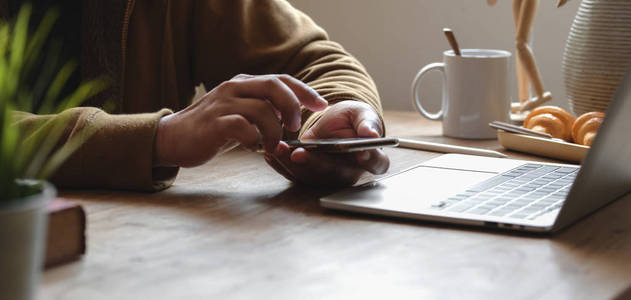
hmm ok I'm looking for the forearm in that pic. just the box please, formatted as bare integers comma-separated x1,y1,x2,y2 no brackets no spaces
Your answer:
13,107,178,191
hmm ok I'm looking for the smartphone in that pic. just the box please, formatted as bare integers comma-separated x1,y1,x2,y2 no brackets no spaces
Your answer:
285,137,399,153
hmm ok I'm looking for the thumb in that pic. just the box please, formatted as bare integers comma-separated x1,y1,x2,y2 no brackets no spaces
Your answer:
353,108,383,138
356,119,381,138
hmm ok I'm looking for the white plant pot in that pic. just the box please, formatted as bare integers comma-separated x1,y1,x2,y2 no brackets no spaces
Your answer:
0,181,55,300
562,0,631,116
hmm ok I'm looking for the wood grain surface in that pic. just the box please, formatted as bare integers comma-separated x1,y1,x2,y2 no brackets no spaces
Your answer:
40,111,631,300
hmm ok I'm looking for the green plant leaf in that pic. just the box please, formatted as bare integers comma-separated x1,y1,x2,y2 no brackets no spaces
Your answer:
56,79,107,113
1,5,105,201
38,60,77,114
21,109,72,179
22,8,59,78
38,119,102,180
0,106,18,199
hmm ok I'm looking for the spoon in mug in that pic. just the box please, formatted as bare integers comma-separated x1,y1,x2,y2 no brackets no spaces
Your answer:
443,28,461,56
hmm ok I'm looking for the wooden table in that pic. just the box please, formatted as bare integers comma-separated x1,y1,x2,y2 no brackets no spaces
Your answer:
41,111,631,300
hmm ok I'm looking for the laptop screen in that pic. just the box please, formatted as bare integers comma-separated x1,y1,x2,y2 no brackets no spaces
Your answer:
554,66,631,231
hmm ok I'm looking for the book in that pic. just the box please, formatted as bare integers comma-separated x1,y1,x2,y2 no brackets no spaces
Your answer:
44,198,86,269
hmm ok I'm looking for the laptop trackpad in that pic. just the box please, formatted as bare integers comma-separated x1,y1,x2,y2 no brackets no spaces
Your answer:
324,166,497,212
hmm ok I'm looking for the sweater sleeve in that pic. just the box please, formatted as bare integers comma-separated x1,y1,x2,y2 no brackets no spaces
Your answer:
12,107,178,192
191,0,383,139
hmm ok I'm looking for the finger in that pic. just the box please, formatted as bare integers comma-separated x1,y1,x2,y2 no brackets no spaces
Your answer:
356,119,381,138
212,114,261,151
227,77,301,132
288,146,309,164
354,149,390,175
228,76,327,131
267,142,302,182
264,152,297,182
353,106,383,137
287,148,359,178
286,154,361,186
268,142,365,186
291,147,388,176
233,74,328,112
221,97,283,152
275,75,328,111
275,141,294,160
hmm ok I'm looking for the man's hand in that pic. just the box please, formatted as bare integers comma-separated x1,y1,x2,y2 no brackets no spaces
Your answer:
154,74,328,167
264,100,390,187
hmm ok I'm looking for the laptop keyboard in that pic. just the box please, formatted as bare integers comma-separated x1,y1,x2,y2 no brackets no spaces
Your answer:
430,163,579,220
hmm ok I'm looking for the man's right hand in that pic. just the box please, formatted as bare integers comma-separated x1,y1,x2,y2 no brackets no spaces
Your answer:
154,74,328,167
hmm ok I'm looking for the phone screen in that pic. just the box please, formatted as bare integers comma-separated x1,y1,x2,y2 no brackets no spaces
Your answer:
285,137,399,152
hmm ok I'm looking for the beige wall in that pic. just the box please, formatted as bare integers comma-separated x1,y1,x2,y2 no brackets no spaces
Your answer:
290,0,580,112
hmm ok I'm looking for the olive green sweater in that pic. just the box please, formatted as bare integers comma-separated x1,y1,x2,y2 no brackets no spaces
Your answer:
11,0,382,191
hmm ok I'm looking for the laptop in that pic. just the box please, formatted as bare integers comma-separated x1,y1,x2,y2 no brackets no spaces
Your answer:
321,72,631,234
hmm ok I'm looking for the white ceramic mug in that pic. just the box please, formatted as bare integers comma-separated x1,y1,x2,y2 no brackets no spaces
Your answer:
411,49,511,139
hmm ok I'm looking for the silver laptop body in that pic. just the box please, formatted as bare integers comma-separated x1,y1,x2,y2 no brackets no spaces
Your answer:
321,68,631,233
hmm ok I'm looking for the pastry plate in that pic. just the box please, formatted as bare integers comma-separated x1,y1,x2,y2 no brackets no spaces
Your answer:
497,130,589,163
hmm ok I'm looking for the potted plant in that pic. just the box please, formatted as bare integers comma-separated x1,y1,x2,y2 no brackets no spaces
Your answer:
0,5,103,300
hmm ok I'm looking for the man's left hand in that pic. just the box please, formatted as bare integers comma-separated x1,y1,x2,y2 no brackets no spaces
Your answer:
264,100,390,187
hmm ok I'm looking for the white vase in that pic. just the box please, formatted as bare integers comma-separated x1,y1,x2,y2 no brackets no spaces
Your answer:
562,0,631,116
0,182,55,300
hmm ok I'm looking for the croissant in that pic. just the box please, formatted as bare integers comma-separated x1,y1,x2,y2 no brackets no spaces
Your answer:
523,106,575,142
572,112,605,146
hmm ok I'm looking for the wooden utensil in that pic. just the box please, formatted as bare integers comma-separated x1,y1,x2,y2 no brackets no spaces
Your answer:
443,28,461,56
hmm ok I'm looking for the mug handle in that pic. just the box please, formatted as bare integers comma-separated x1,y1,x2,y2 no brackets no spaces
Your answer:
411,62,445,120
